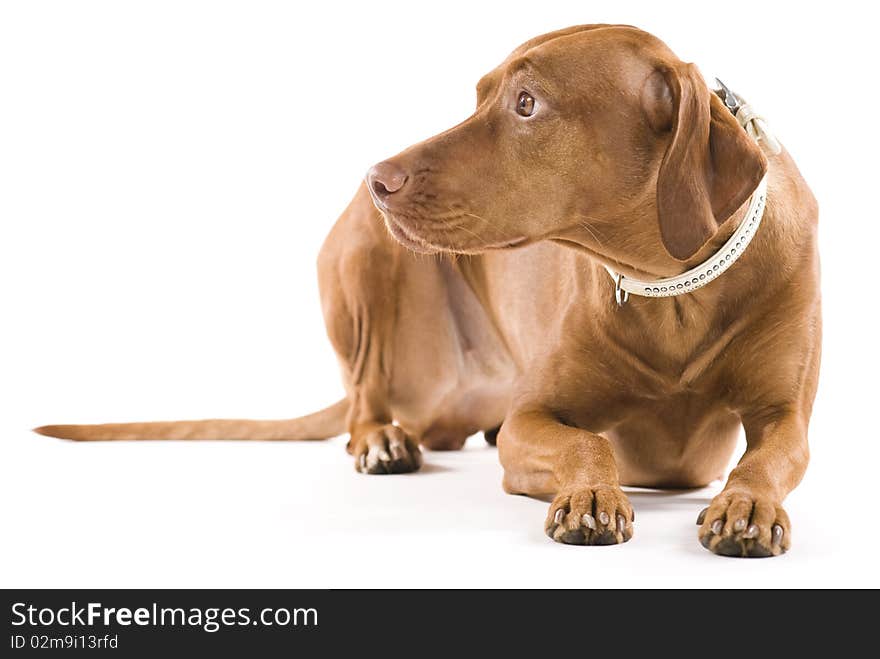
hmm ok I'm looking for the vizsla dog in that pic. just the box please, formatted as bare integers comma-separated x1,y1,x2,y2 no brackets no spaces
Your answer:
37,25,820,557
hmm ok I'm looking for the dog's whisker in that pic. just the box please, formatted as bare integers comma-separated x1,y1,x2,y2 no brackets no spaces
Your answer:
442,205,491,248
576,217,607,249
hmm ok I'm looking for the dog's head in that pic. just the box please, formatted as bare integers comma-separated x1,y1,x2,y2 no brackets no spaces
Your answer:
366,25,767,269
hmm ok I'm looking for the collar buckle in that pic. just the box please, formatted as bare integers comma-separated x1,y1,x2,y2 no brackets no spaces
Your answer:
715,78,742,114
614,273,629,307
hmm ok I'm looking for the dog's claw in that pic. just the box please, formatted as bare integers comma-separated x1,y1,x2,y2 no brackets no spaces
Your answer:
696,508,708,525
711,519,723,535
365,446,382,472
582,514,597,530
733,518,747,533
772,524,783,546
743,524,759,539
389,442,406,461
598,511,610,526
554,509,565,524
616,514,626,534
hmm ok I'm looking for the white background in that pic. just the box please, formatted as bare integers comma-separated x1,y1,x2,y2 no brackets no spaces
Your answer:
1,1,878,588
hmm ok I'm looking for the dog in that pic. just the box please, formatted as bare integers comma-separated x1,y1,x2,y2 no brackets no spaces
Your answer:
36,24,820,557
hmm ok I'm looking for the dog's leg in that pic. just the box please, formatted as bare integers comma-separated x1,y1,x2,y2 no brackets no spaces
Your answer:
498,408,634,545
318,186,423,475
697,410,808,557
697,320,820,557
344,367,422,475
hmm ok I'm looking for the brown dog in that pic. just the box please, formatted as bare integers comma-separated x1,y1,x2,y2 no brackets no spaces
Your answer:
37,24,820,557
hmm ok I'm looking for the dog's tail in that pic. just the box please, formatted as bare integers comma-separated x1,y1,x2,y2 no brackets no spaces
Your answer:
33,398,349,442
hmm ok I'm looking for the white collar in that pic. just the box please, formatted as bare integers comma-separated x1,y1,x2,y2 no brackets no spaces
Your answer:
604,80,778,306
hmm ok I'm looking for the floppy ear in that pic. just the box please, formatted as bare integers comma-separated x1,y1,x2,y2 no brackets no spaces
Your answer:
644,64,767,261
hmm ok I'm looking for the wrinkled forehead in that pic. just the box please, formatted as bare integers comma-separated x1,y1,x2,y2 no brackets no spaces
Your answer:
479,25,678,98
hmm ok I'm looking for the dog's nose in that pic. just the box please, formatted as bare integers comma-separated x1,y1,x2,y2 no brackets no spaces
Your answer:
367,161,408,200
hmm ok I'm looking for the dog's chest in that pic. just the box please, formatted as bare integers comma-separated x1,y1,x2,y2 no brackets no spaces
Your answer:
608,298,741,396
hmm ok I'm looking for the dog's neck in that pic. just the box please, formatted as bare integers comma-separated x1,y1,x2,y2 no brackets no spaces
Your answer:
605,164,814,335
607,87,780,304
548,190,756,287
516,179,786,378
458,162,815,376
621,182,765,298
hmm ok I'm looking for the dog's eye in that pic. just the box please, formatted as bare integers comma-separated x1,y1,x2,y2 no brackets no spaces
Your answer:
516,91,535,117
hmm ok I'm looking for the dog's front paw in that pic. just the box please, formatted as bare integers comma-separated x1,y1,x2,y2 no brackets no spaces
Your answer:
545,486,634,545
697,490,790,557
352,425,422,475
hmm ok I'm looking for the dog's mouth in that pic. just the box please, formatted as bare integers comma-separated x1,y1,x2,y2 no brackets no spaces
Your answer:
382,213,443,254
379,209,528,255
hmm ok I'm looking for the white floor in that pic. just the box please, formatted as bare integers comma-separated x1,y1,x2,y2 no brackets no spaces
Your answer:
1,426,870,589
